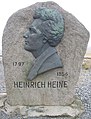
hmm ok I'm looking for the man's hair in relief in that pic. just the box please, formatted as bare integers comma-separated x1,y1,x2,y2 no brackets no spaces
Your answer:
33,7,64,47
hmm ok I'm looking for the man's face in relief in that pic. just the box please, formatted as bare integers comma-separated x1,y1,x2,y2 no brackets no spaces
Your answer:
23,19,44,52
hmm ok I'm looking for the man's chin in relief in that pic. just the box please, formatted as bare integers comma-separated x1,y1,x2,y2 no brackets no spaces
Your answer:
23,7,64,80
24,44,31,52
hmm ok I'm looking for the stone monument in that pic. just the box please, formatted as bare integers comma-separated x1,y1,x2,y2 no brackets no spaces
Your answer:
2,1,89,118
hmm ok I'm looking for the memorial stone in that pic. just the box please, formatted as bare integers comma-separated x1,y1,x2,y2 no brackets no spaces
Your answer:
2,1,89,108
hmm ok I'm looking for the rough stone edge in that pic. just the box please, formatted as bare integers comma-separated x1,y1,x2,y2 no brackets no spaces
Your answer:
0,94,84,118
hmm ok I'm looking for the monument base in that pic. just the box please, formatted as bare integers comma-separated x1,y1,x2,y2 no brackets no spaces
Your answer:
0,94,84,119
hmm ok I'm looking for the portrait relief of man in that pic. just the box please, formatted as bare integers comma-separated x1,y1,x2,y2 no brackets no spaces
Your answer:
23,7,64,80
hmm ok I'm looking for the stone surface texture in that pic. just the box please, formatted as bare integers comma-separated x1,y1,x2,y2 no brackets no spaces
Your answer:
0,96,84,118
0,58,6,93
2,1,89,106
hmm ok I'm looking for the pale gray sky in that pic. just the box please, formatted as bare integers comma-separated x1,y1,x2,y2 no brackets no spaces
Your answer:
0,0,91,54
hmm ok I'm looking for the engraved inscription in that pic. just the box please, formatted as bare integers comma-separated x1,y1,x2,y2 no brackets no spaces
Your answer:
13,62,25,66
57,72,68,76
13,81,68,88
